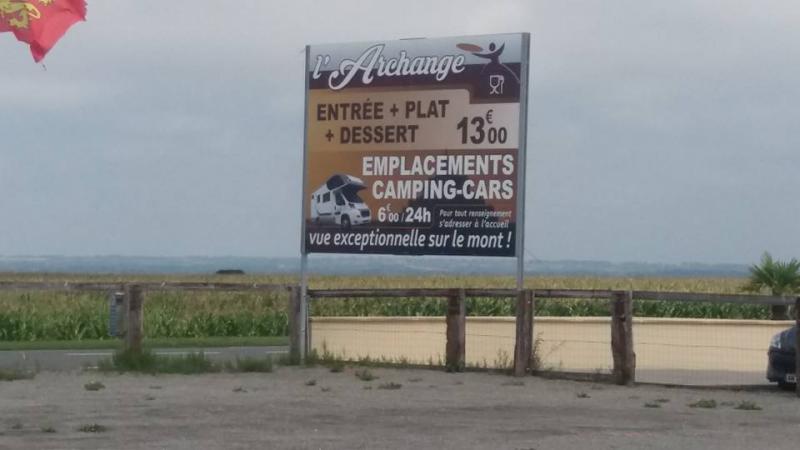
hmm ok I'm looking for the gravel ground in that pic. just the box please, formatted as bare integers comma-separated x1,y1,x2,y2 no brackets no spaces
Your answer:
1,367,799,450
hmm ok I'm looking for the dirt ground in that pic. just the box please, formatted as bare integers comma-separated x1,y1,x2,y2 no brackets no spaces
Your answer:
1,367,799,450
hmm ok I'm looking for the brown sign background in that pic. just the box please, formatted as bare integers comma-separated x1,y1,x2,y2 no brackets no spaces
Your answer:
302,34,529,256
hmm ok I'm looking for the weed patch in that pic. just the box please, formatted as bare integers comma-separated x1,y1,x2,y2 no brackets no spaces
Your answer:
355,369,377,381
99,349,219,374
84,381,105,391
378,382,402,390
77,424,107,433
276,353,302,366
0,368,35,382
689,399,717,409
734,401,762,411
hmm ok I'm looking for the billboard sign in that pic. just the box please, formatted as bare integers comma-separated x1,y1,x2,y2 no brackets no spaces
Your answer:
302,33,530,257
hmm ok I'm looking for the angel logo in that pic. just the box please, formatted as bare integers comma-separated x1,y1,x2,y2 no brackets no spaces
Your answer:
0,0,52,29
456,41,520,98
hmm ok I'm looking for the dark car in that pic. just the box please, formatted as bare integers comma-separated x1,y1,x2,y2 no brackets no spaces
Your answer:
767,325,797,388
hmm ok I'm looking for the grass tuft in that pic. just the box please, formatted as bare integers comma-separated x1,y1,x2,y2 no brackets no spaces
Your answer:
305,379,317,386
77,424,107,433
378,382,402,390
0,368,35,382
734,401,762,411
355,368,377,382
689,399,717,409
98,349,220,374
84,381,105,391
276,352,302,366
98,349,158,373
644,402,662,408
40,426,57,433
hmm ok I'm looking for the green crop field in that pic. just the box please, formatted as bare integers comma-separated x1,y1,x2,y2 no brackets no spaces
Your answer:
0,273,767,343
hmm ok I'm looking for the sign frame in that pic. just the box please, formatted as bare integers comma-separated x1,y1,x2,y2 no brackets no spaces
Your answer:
298,33,531,355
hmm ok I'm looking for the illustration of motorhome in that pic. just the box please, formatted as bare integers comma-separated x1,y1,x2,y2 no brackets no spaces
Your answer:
310,174,371,229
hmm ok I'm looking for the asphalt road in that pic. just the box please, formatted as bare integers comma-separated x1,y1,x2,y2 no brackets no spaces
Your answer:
0,346,288,371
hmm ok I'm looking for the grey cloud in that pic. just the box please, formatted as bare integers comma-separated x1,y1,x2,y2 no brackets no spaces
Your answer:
1,0,797,264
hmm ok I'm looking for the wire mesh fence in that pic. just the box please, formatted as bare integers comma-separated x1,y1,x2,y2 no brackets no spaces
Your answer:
632,304,791,385
307,292,611,373
310,316,448,366
309,297,449,366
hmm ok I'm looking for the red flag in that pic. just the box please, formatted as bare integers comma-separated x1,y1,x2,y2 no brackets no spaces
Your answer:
1,0,86,62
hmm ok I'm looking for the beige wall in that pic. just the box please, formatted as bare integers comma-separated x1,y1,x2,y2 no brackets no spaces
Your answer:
311,317,794,384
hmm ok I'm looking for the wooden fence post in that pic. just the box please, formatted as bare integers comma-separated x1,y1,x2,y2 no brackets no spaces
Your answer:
288,286,303,364
611,290,635,385
125,284,144,353
795,297,799,398
446,289,466,372
110,290,127,339
513,290,534,377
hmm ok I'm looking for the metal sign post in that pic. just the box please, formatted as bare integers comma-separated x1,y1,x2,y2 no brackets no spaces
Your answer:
515,33,530,291
298,45,312,361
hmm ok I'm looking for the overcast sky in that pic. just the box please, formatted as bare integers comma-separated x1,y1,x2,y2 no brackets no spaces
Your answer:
1,0,798,264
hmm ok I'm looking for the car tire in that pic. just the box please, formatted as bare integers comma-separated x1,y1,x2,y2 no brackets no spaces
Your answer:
341,215,351,230
777,381,795,391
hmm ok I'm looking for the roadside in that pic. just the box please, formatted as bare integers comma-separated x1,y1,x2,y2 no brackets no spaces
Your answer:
0,345,288,372
1,367,799,450
0,336,287,352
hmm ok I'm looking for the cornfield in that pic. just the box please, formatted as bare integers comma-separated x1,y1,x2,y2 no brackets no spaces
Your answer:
0,288,288,342
0,273,768,342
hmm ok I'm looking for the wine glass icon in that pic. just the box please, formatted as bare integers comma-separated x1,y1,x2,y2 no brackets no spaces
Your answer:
489,75,505,95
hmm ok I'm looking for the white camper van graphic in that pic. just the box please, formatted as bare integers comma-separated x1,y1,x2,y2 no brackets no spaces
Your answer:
310,174,371,229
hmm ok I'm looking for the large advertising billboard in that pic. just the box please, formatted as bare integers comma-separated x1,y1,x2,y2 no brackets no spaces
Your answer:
302,33,529,257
